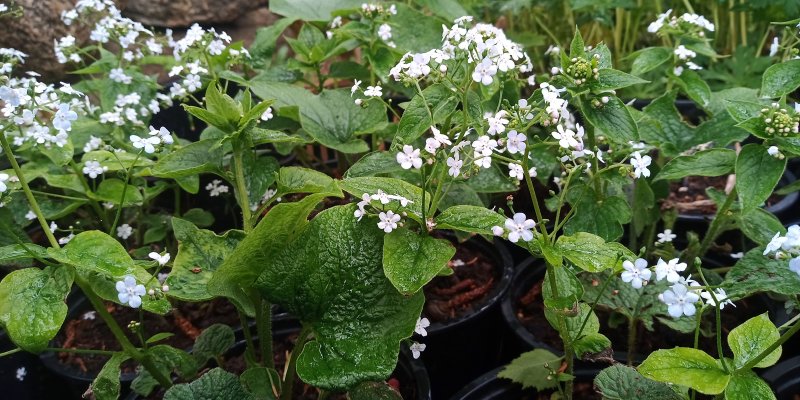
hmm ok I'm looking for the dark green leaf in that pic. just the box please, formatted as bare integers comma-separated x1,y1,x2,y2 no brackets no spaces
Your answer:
556,232,633,272
163,368,254,400
395,84,459,144
152,139,224,179
736,144,786,212
497,349,562,391
435,205,506,236
581,97,638,143
724,249,800,297
92,354,130,400
631,47,672,76
724,370,776,400
761,59,800,98
594,364,684,400
193,324,236,363
655,149,736,181
382,228,454,295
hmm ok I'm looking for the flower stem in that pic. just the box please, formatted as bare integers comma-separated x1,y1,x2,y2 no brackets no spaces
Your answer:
0,132,59,248
109,151,143,236
0,347,22,358
232,140,253,232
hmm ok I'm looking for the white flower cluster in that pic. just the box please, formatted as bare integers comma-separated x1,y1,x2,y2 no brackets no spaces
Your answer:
672,45,703,76
0,74,85,148
764,225,800,278
390,16,532,84
99,91,166,127
0,47,26,74
128,125,173,154
647,9,715,36
353,191,413,233
620,257,734,318
205,179,230,197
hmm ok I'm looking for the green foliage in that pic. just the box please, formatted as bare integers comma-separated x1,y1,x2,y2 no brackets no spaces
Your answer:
761,59,800,98
498,349,563,391
735,144,786,212
382,228,455,295
728,314,782,369
192,324,236,364
163,368,254,400
92,354,130,400
639,347,731,395
594,364,684,400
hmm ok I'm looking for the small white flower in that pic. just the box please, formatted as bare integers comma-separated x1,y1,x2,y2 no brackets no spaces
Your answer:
767,146,781,158
674,45,696,61
397,145,423,169
551,125,579,149
661,283,700,318
117,224,133,240
655,258,687,283
130,134,160,154
184,74,202,92
351,79,362,96
149,252,171,266
700,288,735,309
621,258,651,289
630,152,652,179
49,221,58,233
260,107,273,121
377,23,392,42
656,229,677,244
790,256,800,277
82,160,108,179
764,232,787,255
58,234,74,244
207,39,225,55
491,226,504,236
206,179,230,197
504,213,535,243
506,130,526,154
15,367,26,381
116,275,146,308
472,57,497,86
508,163,525,181
769,37,780,57
25,210,36,220
409,342,426,359
109,68,132,84
82,311,96,320
486,111,509,136
364,85,382,97
730,252,744,259
377,210,401,233
415,317,430,336
150,126,173,145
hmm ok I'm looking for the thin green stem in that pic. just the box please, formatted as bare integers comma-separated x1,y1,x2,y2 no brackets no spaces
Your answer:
68,160,110,231
237,307,258,367
627,317,637,366
522,156,549,241
0,131,59,248
778,312,800,331
110,151,143,236
232,141,253,232
696,265,729,373
688,187,737,263
255,297,274,369
0,347,22,358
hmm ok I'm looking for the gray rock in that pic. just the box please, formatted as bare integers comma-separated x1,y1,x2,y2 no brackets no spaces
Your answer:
123,0,268,28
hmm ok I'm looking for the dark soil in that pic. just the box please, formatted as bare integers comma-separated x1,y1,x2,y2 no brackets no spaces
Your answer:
53,298,240,376
423,242,498,324
664,175,785,215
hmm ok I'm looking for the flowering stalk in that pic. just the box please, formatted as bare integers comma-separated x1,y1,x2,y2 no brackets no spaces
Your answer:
696,264,729,373
109,151,143,235
232,140,253,232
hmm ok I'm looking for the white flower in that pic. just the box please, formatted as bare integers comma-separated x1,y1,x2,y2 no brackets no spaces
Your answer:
504,213,535,243
377,210,401,233
730,252,744,259
261,107,274,121
790,257,800,277
149,125,173,145
130,134,160,153
767,146,781,158
630,152,651,179
351,79,362,96
53,103,78,133
377,23,392,41
207,39,226,55
83,135,103,153
206,179,230,197
415,317,430,336
117,224,133,240
109,68,132,84
674,45,696,61
506,130,526,154
700,288,735,309
82,160,107,179
764,232,787,255
0,173,8,193
25,210,36,220
661,283,700,318
149,252,171,266
184,74,202,92
621,258,652,289
397,145,423,169
16,367,26,381
409,342,426,359
82,311,97,320
58,234,74,245
472,57,497,86
769,37,780,57
508,163,525,181
446,154,462,177
491,225,504,236
116,275,146,308
647,9,672,33
656,229,677,244
364,85,382,97
486,111,509,136
551,125,579,149
49,221,58,233
655,258,687,283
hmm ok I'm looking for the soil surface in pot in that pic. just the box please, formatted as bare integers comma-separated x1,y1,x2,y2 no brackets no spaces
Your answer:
53,298,240,376
423,241,499,324
514,275,766,360
663,175,785,215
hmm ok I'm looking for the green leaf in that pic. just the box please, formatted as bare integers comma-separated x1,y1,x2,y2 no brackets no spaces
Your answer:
92,354,130,400
133,345,198,397
249,128,306,146
761,59,800,98
253,205,424,390
414,0,468,20
344,151,404,178
724,248,800,297
48,231,170,314
736,144,786,212
250,17,297,63
240,367,279,400
594,364,685,400
166,218,245,301
276,166,339,196
639,92,696,155
631,47,672,76
340,177,427,219
164,368,254,400
738,209,785,246
269,0,362,20
655,149,736,181
563,191,632,242
41,140,75,166
208,194,331,315
181,208,215,228
348,381,403,400
675,70,711,108
395,84,459,144
0,266,73,352
243,155,279,206
152,139,224,178
569,29,586,59
639,347,731,395
390,4,446,53
497,349,562,391
593,69,648,91
728,313,782,369
0,243,48,263
145,332,174,344
193,324,236,363
435,205,506,236
90,178,144,206
724,370,776,400
557,232,632,272
581,96,638,143
299,89,384,153
382,228,455,295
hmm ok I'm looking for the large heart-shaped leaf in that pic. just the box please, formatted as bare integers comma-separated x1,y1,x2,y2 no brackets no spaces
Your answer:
639,347,730,395
382,228,454,295
736,144,786,212
253,205,424,390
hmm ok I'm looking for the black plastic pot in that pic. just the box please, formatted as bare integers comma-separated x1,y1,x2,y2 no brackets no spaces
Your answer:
1,329,73,399
448,365,599,400
763,355,800,399
420,237,514,400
